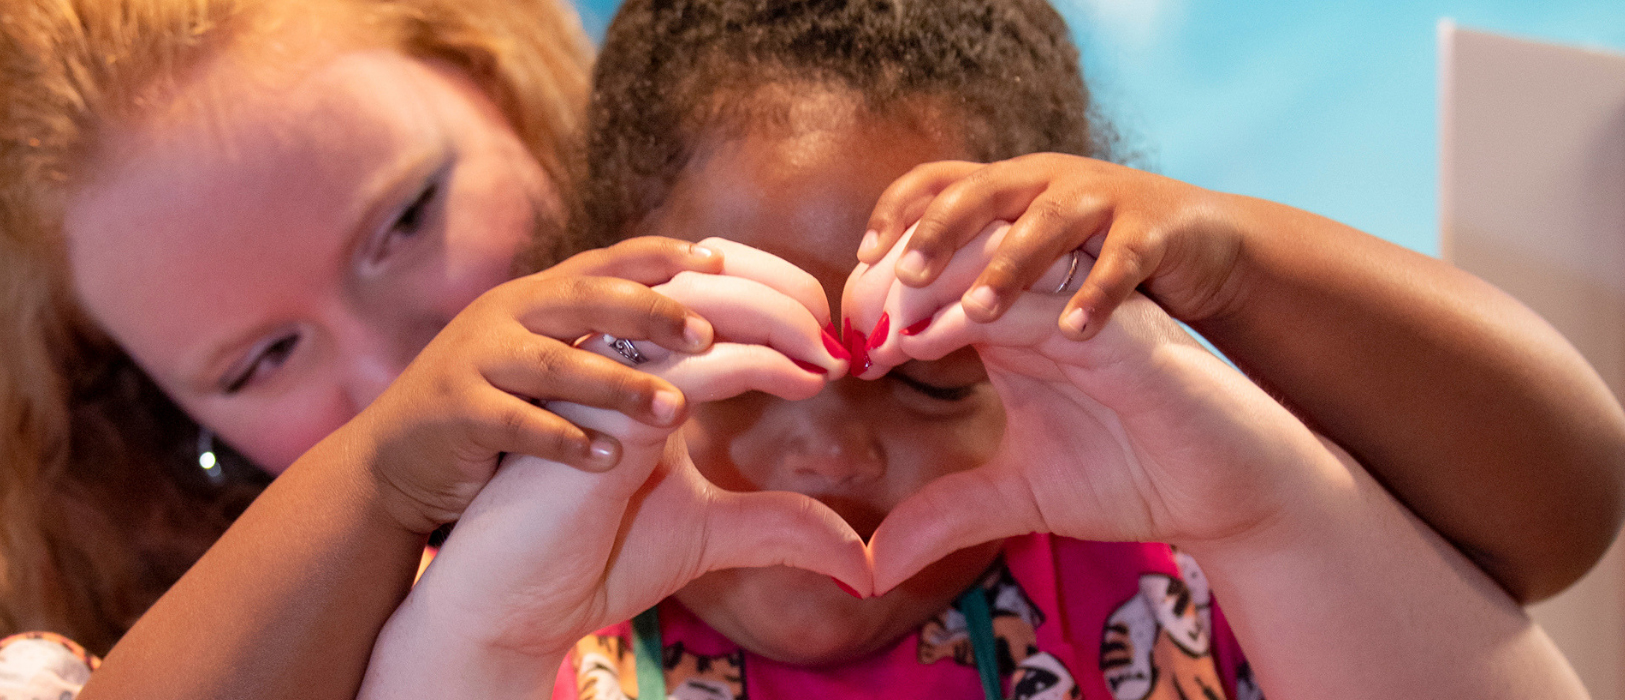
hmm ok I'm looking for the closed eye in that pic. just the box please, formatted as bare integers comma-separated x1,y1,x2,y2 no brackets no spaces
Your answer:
374,179,438,262
890,371,976,401
222,333,299,394
394,180,436,235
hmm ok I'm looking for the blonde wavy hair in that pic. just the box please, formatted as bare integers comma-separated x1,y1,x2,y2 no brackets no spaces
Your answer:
0,0,591,654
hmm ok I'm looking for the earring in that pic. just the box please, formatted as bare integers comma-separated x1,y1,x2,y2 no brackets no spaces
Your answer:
196,428,224,484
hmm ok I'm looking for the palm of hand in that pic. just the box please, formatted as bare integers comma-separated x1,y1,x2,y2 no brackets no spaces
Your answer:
848,234,1307,592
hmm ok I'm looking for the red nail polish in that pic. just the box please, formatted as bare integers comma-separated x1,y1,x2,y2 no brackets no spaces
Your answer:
826,320,841,341
822,327,850,361
842,317,854,344
792,358,828,374
901,317,932,336
846,326,869,373
867,312,890,350
832,577,862,599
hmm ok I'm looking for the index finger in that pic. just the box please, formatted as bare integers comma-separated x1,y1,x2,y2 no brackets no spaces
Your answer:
862,160,984,264
541,236,725,286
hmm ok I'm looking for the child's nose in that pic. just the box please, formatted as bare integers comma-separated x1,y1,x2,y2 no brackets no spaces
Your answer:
779,424,885,490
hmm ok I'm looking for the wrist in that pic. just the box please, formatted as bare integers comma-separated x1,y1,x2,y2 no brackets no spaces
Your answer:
307,413,446,537
1174,435,1361,568
1163,187,1258,324
364,582,570,699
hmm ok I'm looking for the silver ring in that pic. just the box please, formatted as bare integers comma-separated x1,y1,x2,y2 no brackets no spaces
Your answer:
1053,248,1083,294
603,335,648,365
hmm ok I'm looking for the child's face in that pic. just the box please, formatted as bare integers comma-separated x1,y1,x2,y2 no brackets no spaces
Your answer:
639,93,1007,664
64,41,552,472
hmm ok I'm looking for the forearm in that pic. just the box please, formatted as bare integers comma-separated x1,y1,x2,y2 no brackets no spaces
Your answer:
1192,194,1625,600
80,427,427,700
1184,439,1587,700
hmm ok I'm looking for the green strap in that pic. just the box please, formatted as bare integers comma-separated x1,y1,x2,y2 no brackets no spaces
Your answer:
632,607,666,700
959,586,1005,700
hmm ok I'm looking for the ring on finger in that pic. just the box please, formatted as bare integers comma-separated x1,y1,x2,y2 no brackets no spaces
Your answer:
1053,247,1083,294
602,335,649,365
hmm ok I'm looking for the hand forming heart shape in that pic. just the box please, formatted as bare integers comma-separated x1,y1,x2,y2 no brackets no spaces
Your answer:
405,238,865,659
843,224,1327,593
409,231,1326,658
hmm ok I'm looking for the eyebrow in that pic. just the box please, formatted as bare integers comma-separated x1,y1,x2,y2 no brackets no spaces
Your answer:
186,142,454,394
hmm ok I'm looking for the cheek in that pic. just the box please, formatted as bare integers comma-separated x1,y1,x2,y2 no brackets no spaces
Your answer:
879,392,1005,503
680,394,773,490
190,389,355,474
438,166,555,311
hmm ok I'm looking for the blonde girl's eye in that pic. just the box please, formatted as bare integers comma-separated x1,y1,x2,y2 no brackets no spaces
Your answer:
222,333,299,394
375,179,440,262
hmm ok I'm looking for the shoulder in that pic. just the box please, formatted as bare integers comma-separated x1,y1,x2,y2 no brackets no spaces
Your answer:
0,632,99,700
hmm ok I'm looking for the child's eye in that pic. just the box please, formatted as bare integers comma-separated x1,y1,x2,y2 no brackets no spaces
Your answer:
222,333,300,394
890,371,977,402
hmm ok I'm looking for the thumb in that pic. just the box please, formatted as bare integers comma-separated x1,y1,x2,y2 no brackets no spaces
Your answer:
867,467,1043,595
694,480,875,597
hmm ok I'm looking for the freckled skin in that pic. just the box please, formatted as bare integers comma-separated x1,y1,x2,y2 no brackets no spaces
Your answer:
640,95,1009,665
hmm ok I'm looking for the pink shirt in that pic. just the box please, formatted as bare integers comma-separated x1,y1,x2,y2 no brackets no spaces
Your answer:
555,535,1258,700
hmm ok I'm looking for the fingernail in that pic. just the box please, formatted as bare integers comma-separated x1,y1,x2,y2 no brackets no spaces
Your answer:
846,326,870,375
792,358,829,375
683,316,709,350
588,437,618,463
822,326,850,361
867,312,890,350
651,390,683,424
690,243,718,261
901,317,932,336
966,286,999,314
1062,308,1087,334
898,249,929,279
858,230,880,258
832,577,863,599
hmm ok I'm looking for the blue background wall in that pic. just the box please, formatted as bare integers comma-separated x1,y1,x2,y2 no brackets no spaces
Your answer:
570,1,1625,255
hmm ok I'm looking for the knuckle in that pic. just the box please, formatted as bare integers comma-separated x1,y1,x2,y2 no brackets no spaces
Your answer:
500,406,529,438
641,293,685,333
982,256,1024,287
527,340,563,375
612,371,658,412
559,275,607,305
541,426,580,460
959,167,999,192
1028,197,1070,224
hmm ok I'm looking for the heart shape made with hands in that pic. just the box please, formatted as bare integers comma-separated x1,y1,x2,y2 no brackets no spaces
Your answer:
445,229,1313,651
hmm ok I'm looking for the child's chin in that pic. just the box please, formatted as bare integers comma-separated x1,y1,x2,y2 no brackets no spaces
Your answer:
673,542,1003,666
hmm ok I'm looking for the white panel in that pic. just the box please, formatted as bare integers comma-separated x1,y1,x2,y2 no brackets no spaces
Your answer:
1440,21,1625,700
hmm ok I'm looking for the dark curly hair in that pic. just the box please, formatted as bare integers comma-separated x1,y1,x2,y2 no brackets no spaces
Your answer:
577,0,1116,246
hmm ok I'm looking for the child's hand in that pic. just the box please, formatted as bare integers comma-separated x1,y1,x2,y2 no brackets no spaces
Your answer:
846,231,1332,593
859,154,1244,340
360,249,863,697
345,236,725,534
